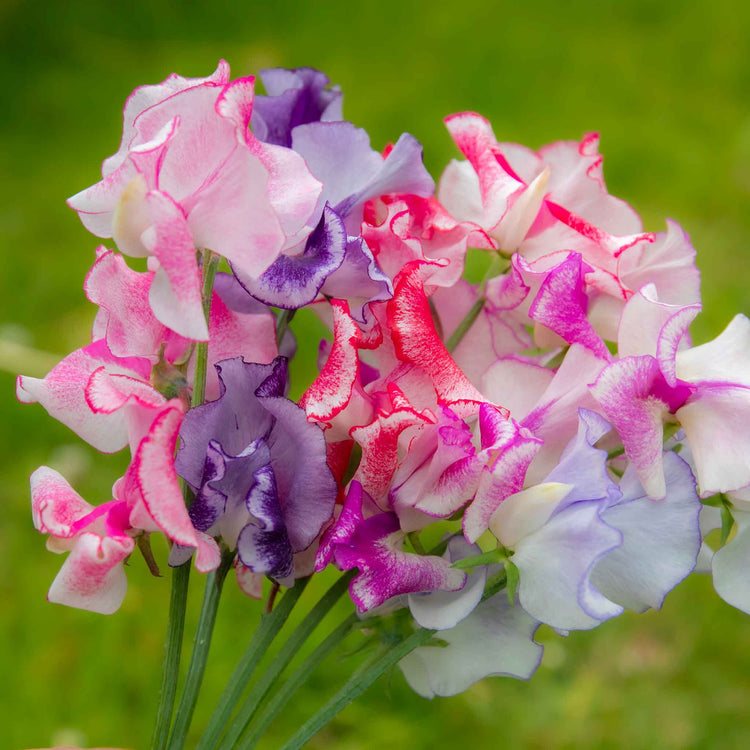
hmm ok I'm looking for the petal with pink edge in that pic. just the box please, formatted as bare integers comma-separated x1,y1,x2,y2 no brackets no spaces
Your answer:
16,340,152,453
47,531,135,615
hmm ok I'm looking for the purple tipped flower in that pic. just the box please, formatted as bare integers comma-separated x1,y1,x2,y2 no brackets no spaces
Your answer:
175,357,337,580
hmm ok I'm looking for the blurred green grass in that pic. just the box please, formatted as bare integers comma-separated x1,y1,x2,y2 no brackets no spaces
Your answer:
1,1,748,748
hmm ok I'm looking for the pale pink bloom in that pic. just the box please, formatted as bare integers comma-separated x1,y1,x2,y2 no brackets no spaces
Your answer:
438,113,652,265
68,62,322,339
31,466,135,614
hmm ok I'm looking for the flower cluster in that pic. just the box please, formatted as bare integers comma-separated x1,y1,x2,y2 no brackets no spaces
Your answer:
20,62,749,698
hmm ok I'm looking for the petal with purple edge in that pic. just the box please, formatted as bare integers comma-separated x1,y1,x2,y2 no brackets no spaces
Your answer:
399,594,543,697
591,452,701,612
234,205,347,309
511,500,623,630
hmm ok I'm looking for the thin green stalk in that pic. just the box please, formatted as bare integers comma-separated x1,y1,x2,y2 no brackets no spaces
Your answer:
240,614,360,749
196,578,310,750
150,563,191,750
276,308,296,348
445,252,508,353
279,627,435,750
192,251,220,409
446,297,485,352
167,550,235,750
149,249,219,750
220,573,355,749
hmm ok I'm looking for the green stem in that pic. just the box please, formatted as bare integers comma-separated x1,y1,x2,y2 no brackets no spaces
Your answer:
446,297,485,353
192,251,220,409
150,563,191,750
220,573,355,749
279,627,435,750
276,308,296,348
445,252,507,353
149,249,218,750
240,614,360,749
167,550,235,749
196,578,310,750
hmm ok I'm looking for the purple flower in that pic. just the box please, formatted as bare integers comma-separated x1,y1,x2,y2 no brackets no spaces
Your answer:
175,357,337,580
251,67,343,148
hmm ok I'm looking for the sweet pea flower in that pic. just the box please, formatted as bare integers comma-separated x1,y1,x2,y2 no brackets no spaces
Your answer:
31,466,135,614
175,357,336,581
316,482,466,612
439,113,652,263
591,285,750,498
68,61,322,339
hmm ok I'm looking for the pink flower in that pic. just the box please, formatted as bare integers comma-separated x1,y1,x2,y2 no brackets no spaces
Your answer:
68,62,322,339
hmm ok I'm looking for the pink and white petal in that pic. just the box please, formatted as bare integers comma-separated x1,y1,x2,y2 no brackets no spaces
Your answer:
16,340,151,453
527,252,610,359
618,219,701,306
537,134,644,235
492,168,550,252
677,383,750,496
480,357,554,420
399,594,543,697
513,501,623,630
247,137,324,250
133,402,199,547
436,159,486,226
300,300,363,424
47,531,135,615
521,344,607,484
444,113,525,231
675,314,750,387
30,466,94,537
592,452,701,612
617,283,697,359
711,509,750,614
140,191,207,340
186,146,285,279
235,561,264,599
387,264,487,405
590,356,689,499
463,423,543,544
194,532,222,573
203,293,278,400
105,60,231,177
67,160,138,238
431,280,500,387
351,398,434,508
85,248,184,360
333,512,466,612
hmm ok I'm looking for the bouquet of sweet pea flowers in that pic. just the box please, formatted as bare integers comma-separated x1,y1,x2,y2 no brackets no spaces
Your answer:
18,61,750,749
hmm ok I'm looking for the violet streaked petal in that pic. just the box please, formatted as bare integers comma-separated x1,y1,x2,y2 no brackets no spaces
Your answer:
237,464,294,580
234,205,347,309
252,67,342,148
320,236,394,324
333,511,466,612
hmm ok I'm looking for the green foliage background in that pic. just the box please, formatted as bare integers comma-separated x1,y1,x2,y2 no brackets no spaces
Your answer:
1,1,748,747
